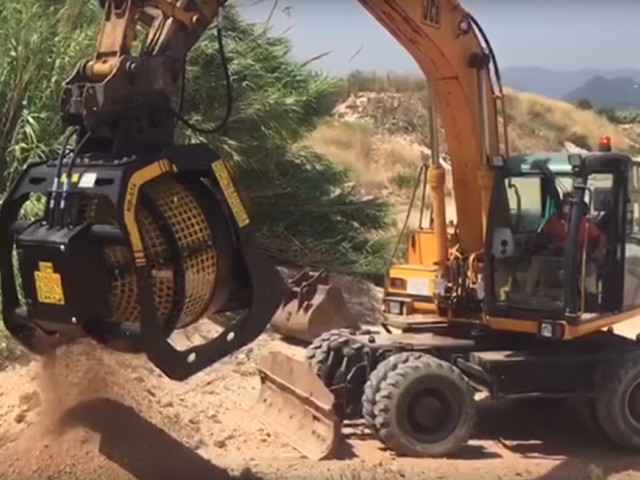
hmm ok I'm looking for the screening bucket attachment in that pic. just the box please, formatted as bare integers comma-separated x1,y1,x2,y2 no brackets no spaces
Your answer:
254,351,341,460
270,268,359,343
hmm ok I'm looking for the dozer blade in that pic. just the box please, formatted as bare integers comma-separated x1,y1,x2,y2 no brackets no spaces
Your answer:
253,351,341,460
270,268,359,343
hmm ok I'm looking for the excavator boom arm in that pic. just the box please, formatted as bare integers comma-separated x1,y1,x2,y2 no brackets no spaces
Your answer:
62,0,225,147
74,0,502,255
89,0,222,74
358,0,502,252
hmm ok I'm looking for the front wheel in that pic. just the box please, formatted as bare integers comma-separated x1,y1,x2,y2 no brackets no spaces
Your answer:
594,351,640,450
361,352,425,432
372,353,476,457
569,395,603,436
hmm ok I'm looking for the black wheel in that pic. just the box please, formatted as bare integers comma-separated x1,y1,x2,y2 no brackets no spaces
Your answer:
305,329,352,374
570,395,603,436
362,352,424,432
305,328,370,420
372,354,476,457
594,351,640,450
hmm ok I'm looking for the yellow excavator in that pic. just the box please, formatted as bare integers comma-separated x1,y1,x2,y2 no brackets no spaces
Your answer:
2,0,640,464
252,0,640,460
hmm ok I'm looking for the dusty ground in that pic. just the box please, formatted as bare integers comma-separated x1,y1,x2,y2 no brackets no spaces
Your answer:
2,316,640,480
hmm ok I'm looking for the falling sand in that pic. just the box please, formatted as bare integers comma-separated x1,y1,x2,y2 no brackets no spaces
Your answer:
0,342,151,479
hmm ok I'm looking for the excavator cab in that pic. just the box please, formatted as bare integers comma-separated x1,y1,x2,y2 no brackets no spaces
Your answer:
484,151,636,337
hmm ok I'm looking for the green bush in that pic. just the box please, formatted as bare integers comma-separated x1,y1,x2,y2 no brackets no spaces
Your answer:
575,98,593,110
586,464,606,480
0,1,99,191
389,170,419,191
180,6,392,275
595,107,640,124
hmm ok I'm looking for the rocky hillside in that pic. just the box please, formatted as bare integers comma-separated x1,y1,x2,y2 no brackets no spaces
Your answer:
304,88,640,204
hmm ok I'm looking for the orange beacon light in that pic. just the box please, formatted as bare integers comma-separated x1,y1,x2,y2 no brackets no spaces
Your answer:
598,135,612,152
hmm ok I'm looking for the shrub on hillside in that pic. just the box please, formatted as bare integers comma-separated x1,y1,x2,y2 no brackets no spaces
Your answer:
575,98,593,110
596,108,640,125
389,170,418,191
343,70,427,97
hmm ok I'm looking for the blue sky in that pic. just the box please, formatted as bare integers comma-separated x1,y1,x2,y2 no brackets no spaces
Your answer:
236,0,640,74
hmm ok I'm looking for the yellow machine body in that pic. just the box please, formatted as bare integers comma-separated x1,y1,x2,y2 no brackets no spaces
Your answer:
6,0,640,465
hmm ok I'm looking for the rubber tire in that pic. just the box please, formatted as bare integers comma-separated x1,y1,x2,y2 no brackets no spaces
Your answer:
305,329,352,374
571,395,603,436
594,351,640,450
362,352,425,432
373,353,476,457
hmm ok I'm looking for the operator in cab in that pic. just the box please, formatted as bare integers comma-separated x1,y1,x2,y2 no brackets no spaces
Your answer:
526,193,605,310
543,193,603,252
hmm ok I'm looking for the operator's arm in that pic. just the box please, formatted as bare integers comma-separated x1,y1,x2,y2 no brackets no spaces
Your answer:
543,215,565,248
582,220,604,250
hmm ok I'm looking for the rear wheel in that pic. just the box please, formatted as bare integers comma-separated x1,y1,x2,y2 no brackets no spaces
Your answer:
304,328,366,419
372,353,476,457
305,329,352,374
594,351,640,450
570,395,603,436
362,352,424,432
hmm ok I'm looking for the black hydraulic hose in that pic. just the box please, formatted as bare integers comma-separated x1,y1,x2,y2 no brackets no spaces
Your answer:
47,127,79,226
385,163,428,274
468,13,511,156
468,14,504,94
173,5,233,135
56,131,91,228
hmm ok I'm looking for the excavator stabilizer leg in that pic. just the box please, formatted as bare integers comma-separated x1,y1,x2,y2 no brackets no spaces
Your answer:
270,268,360,343
253,351,341,460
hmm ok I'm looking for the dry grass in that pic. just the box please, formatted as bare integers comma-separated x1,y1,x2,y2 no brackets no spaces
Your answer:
343,70,427,95
336,70,638,154
503,88,631,154
304,119,422,193
305,78,640,200
305,120,375,174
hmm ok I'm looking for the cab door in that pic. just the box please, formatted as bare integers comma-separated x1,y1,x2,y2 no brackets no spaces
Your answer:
622,163,640,311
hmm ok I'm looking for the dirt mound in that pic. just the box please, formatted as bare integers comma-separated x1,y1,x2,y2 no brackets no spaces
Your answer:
331,90,640,159
0,328,297,480
0,271,387,480
0,341,176,479
2,315,640,479
333,91,436,145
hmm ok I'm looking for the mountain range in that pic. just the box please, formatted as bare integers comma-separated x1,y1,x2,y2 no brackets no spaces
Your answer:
501,66,640,109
